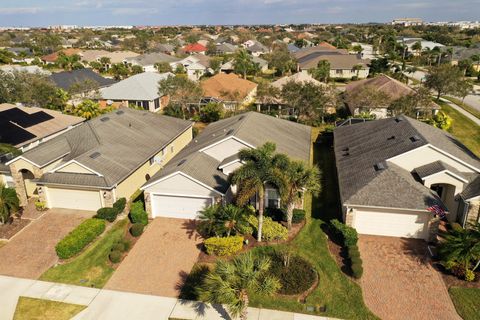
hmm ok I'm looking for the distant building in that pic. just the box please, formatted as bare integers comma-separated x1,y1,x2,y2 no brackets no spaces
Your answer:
392,18,424,26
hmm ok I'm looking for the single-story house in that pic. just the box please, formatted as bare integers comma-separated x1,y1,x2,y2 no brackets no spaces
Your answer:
79,50,140,70
99,72,172,112
50,68,116,92
124,52,180,73
243,41,269,57
215,43,238,55
201,73,257,110
344,74,439,119
7,108,193,210
153,43,175,55
220,56,268,74
141,111,311,219
334,115,480,240
271,72,323,90
183,43,207,55
397,37,445,56
294,44,347,60
41,48,82,64
0,65,51,75
299,54,370,79
171,55,212,81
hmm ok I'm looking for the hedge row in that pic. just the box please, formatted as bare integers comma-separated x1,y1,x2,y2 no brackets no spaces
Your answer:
129,201,148,225
55,218,106,259
264,208,306,224
348,245,363,279
331,219,358,246
94,197,127,222
204,236,244,256
247,215,288,241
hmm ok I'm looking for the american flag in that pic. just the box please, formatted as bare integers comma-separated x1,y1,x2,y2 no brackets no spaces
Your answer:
427,205,446,218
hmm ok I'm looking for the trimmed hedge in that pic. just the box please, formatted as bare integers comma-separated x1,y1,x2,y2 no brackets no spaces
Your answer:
130,223,144,237
94,207,118,222
247,215,288,241
268,252,316,295
113,197,127,213
109,250,122,263
331,219,358,246
351,256,363,279
129,201,148,225
265,207,286,222
292,209,306,223
204,236,244,256
55,218,106,259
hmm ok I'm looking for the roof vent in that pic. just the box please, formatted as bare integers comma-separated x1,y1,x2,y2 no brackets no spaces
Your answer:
387,135,395,140
238,115,245,121
100,117,110,122
177,159,187,166
342,147,349,152
394,117,403,123
343,152,349,157
89,152,101,159
410,135,421,142
226,129,234,135
374,162,387,171
116,110,124,115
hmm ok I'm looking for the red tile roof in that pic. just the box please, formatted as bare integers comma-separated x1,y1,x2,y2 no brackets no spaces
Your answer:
183,43,207,53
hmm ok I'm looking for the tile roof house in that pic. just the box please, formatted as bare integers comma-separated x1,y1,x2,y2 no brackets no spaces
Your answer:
41,49,82,64
183,43,207,55
170,55,212,81
7,108,193,210
344,74,439,119
99,72,173,112
201,73,258,109
124,52,180,72
50,68,116,92
141,112,311,219
334,116,480,240
271,72,323,89
298,53,370,79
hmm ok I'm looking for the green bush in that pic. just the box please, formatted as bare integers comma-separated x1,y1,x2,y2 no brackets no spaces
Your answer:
351,261,363,279
465,269,475,282
204,236,244,256
292,209,306,223
200,102,224,123
113,197,127,213
450,222,463,232
265,207,286,222
268,251,316,295
109,250,122,263
331,219,358,246
120,238,132,251
94,207,118,222
112,242,126,252
130,223,144,237
129,201,148,225
247,215,288,241
55,218,106,259
348,245,360,259
237,222,253,236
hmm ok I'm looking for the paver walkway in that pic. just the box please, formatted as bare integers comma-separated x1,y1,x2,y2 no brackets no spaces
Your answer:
0,209,93,279
358,235,461,320
105,217,202,297
0,275,336,320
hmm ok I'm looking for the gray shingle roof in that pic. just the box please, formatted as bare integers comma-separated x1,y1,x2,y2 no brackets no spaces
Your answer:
21,108,192,188
145,112,311,193
100,72,173,101
50,69,116,91
461,176,480,200
125,52,180,66
414,160,466,180
334,115,480,209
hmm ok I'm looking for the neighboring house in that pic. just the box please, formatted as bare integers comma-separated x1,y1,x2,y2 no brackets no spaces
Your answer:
41,48,82,64
215,43,237,54
444,45,480,70
398,37,445,55
392,18,424,26
220,56,267,73
5,47,32,56
99,72,173,112
287,43,300,53
124,52,180,72
334,116,480,240
171,55,211,81
294,44,346,60
50,68,116,92
0,103,84,152
183,43,207,55
153,43,175,55
0,65,51,75
271,72,323,90
80,50,139,69
141,112,311,219
244,40,269,56
201,73,258,109
299,54,370,79
344,74,439,119
7,108,193,210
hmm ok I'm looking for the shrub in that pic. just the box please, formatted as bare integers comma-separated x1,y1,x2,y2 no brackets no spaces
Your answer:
55,218,106,259
265,207,286,222
351,261,363,279
331,219,358,246
112,242,126,252
35,201,47,211
200,102,223,123
204,236,244,256
292,209,306,224
129,201,148,225
94,207,118,222
450,222,463,232
109,250,122,263
237,222,253,236
120,238,132,251
465,269,475,282
268,251,316,295
113,197,127,213
130,223,144,237
348,245,360,259
247,215,288,241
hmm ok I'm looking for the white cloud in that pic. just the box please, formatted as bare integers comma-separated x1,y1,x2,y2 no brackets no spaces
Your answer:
0,7,40,14
111,7,159,15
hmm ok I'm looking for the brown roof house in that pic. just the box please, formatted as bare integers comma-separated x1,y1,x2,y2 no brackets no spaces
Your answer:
298,53,370,80
201,73,257,110
41,48,82,64
344,74,439,119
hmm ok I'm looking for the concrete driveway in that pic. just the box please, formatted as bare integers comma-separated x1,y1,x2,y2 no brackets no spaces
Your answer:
358,235,460,320
0,209,93,279
105,218,202,297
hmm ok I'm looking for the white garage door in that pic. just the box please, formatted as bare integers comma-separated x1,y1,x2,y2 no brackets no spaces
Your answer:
354,209,429,239
151,194,212,219
47,188,102,211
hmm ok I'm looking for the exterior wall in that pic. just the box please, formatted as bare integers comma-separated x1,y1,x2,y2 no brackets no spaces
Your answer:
19,124,81,152
423,172,466,220
465,199,480,225
0,173,14,188
202,137,251,161
9,158,44,206
329,68,369,79
145,173,219,197
354,107,388,119
56,162,96,174
388,146,477,173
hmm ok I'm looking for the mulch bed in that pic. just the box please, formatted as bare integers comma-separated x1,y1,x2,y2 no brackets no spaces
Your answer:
0,218,31,240
432,262,480,289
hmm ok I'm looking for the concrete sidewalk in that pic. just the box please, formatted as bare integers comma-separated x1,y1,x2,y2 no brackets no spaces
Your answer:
0,275,337,320
439,97,480,126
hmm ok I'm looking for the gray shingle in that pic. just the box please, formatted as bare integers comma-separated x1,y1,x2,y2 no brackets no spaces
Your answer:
414,160,466,180
461,176,480,200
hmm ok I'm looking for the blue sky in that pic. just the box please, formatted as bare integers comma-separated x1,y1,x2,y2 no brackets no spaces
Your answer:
0,0,479,27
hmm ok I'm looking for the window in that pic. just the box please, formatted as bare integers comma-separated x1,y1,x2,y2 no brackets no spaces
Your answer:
154,98,160,110
267,189,280,208
335,69,343,75
149,157,155,165
170,145,174,153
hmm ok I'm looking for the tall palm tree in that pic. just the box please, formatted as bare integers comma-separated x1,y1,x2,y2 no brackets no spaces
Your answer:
281,160,320,229
198,204,220,237
233,49,253,79
73,99,101,119
229,142,288,241
198,252,280,320
0,183,19,224
218,204,249,237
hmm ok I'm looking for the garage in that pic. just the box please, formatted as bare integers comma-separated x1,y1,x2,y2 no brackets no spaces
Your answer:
353,208,430,239
151,194,212,219
47,187,103,211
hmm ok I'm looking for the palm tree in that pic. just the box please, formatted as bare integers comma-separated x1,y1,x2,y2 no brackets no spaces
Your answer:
352,64,362,78
198,252,280,320
229,142,288,241
233,49,253,79
198,204,221,237
0,183,19,224
99,56,111,71
218,204,249,237
73,99,101,119
281,160,320,229
439,223,480,277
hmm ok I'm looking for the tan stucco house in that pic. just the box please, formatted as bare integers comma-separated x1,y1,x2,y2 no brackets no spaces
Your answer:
7,108,192,211
334,116,480,240
141,112,311,219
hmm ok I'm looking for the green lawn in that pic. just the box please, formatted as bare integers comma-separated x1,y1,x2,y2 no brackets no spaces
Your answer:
40,219,128,288
248,130,377,319
437,101,480,157
449,287,480,320
13,297,86,320
443,96,480,119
